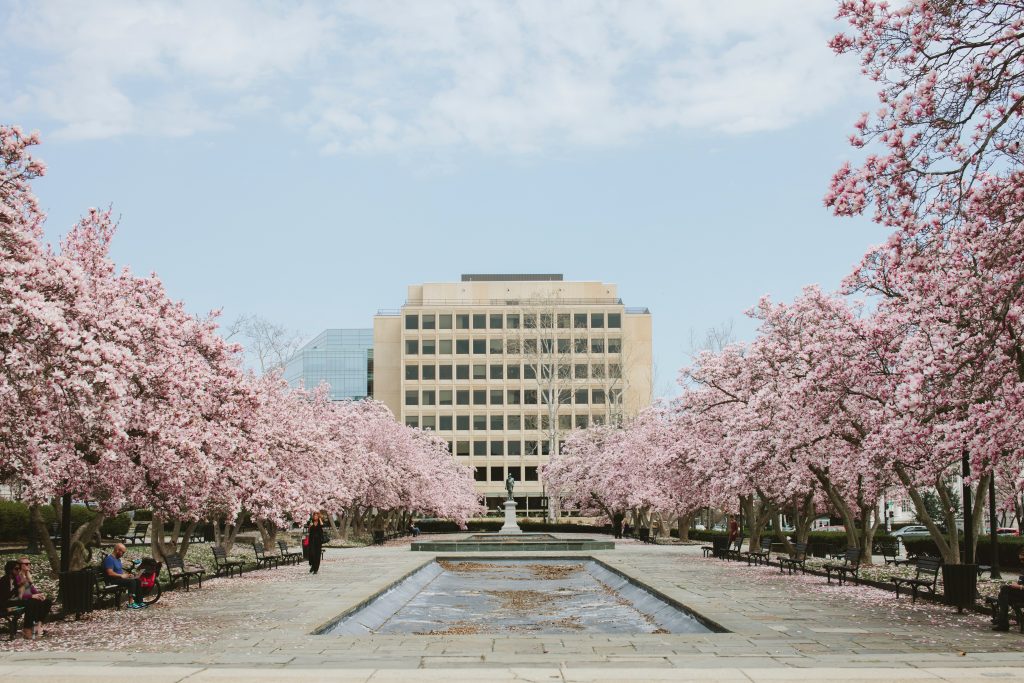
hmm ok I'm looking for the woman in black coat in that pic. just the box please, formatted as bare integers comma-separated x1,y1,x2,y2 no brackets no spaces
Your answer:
306,512,326,574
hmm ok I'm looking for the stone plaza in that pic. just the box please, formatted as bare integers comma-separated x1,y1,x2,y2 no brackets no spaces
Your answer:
2,536,1024,682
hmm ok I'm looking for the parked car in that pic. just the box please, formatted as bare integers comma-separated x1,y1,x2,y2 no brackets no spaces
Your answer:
891,525,930,538
996,527,1020,536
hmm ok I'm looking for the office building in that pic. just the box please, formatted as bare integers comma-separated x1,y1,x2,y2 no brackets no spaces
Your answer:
373,274,653,513
284,329,374,400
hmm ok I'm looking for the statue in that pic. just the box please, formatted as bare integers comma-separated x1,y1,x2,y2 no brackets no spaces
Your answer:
505,472,515,500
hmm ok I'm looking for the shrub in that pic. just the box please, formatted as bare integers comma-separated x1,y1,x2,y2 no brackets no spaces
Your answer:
903,535,1024,569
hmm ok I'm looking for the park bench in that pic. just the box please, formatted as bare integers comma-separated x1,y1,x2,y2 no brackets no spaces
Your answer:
823,548,861,585
778,542,808,575
701,538,722,558
372,529,405,545
119,523,149,546
252,542,281,569
277,540,303,565
985,592,1024,633
889,556,942,603
165,553,205,591
3,604,25,640
188,527,206,544
93,564,128,610
724,536,746,561
210,545,244,578
743,538,773,566
875,539,900,565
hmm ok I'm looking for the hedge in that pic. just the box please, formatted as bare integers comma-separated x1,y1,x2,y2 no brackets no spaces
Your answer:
0,500,130,542
903,535,1024,569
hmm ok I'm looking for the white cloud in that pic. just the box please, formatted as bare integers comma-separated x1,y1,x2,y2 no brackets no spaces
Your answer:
0,0,865,153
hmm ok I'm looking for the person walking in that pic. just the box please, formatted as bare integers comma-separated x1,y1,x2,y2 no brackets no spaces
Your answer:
306,512,326,575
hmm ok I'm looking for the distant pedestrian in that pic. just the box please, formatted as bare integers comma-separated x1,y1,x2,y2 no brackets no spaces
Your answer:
728,515,739,545
306,512,326,575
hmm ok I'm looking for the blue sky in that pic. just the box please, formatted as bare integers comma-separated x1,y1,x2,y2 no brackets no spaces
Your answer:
1,1,888,397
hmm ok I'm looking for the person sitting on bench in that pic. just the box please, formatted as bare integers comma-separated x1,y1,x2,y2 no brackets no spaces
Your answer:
103,543,147,609
992,547,1024,631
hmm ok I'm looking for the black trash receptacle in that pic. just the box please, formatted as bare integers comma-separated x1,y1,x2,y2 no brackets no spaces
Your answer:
59,569,95,618
372,530,385,545
638,527,651,543
943,564,978,612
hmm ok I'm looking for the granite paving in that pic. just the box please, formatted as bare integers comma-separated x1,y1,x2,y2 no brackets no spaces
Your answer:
2,535,1023,682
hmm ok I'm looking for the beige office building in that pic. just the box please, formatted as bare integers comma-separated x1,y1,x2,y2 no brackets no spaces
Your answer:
373,274,653,514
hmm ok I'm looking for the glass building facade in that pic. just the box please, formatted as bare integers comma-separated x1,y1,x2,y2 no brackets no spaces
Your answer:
284,329,374,401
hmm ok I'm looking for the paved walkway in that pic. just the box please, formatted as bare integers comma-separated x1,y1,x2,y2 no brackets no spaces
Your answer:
2,537,1023,682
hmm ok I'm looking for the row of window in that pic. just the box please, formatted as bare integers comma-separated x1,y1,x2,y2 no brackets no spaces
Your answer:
406,312,622,331
436,439,562,456
404,337,622,355
406,413,610,431
404,387,622,406
405,363,622,381
472,466,540,482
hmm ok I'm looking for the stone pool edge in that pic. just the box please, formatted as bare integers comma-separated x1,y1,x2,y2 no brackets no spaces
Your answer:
312,554,729,636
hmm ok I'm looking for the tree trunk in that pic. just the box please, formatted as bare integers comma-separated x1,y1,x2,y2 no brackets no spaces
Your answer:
676,512,694,541
211,512,245,553
151,515,197,561
254,520,278,548
31,503,105,573
740,493,775,552
808,465,863,553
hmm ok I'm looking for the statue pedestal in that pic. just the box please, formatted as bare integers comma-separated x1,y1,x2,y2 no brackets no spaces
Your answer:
498,499,522,535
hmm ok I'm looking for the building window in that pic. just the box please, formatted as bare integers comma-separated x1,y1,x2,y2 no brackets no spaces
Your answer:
592,414,605,425
423,339,436,355
439,339,452,354
542,441,551,455
439,389,453,405
457,415,470,430
575,364,588,379
559,389,571,405
507,389,520,405
574,313,588,328
457,314,470,329
524,415,538,430
405,415,418,427
507,364,520,379
457,390,470,405
575,415,588,429
439,415,452,430
557,338,570,353
506,339,520,354
489,466,503,481
592,389,605,404
557,313,570,328
489,338,503,354
525,466,539,481
456,365,469,380
608,338,621,353
491,441,504,456
457,440,469,455
558,414,572,429
474,414,487,430
474,466,486,481
608,313,621,328
593,364,605,378
422,314,435,330
540,338,553,353
490,389,503,406
575,389,588,404
474,441,487,456
456,339,470,354
524,390,537,404
507,314,520,329
473,389,487,405
439,314,453,329
473,313,486,329
574,338,587,353
405,390,418,406
558,364,570,379
406,364,418,380
422,390,436,405
610,389,622,404
523,339,538,354
439,364,453,380
422,365,436,380
525,440,538,455
471,339,485,354
473,364,487,380
406,340,418,355
591,338,604,353
541,364,554,380
422,415,436,430
405,314,418,330
539,314,552,328
507,414,521,430
490,313,503,329
490,364,503,380
490,414,504,430
524,313,537,328
591,313,604,328
508,440,522,456
609,363,621,378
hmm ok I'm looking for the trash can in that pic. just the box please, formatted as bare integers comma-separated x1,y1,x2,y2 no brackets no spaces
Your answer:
59,569,95,618
943,564,978,612
638,528,651,543
372,530,385,545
